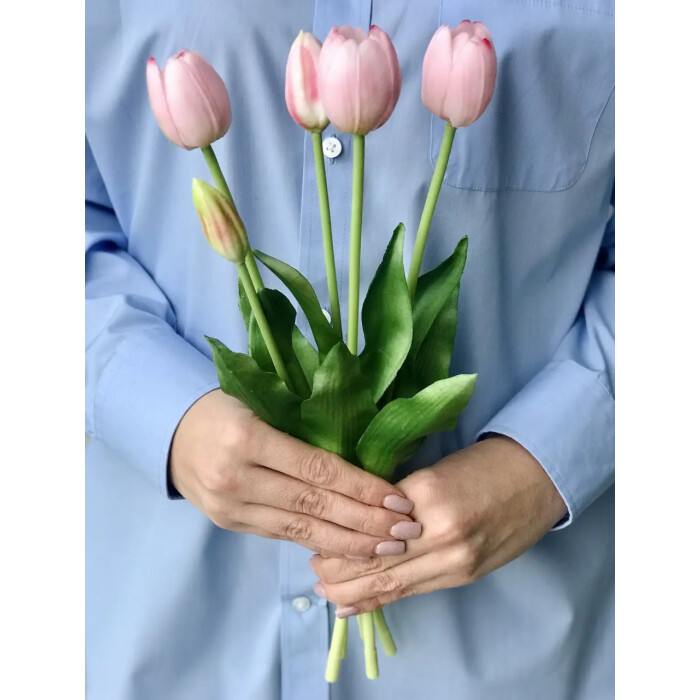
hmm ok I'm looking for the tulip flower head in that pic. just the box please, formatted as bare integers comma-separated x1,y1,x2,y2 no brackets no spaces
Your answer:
192,179,249,264
147,50,232,150
422,21,497,128
318,25,401,135
285,32,329,132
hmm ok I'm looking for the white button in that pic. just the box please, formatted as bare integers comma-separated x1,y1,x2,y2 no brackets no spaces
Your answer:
292,596,311,612
322,136,342,159
321,308,331,322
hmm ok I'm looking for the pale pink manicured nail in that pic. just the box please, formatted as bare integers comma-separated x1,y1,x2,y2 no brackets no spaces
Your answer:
314,582,327,598
383,494,414,514
389,521,422,540
336,606,359,619
375,540,406,556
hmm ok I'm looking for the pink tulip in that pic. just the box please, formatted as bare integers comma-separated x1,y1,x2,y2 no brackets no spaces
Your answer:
318,25,401,135
192,179,248,264
422,21,497,127
146,50,232,150
285,32,329,132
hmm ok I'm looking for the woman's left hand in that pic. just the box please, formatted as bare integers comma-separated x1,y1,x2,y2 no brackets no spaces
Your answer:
311,436,568,616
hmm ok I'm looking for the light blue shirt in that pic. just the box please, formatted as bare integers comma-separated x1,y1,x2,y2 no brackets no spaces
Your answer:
86,1,614,698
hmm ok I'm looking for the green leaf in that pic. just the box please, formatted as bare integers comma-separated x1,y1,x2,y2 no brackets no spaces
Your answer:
249,288,311,398
206,336,305,438
394,286,460,399
300,342,377,464
238,277,252,327
357,374,477,480
411,236,468,358
241,277,320,389
254,250,341,356
359,223,413,402
292,327,320,387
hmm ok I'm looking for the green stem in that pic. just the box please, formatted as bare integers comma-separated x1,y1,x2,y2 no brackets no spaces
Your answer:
236,262,292,389
373,609,397,656
360,611,378,679
201,145,264,291
347,134,365,354
312,131,342,333
406,122,456,299
325,616,348,683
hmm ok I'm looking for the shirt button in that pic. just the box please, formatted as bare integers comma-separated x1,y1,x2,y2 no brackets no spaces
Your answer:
292,596,312,612
322,136,342,159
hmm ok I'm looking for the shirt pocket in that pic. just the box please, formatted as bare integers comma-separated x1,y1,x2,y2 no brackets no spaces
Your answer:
434,0,614,192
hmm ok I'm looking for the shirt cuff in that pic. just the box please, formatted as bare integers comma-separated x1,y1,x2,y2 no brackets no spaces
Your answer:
476,359,614,529
93,328,220,497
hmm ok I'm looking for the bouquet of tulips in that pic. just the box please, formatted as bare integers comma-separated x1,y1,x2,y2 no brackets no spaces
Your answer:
147,20,496,682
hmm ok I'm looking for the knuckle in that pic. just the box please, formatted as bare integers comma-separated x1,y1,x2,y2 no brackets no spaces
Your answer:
300,451,339,488
223,419,254,455
452,543,479,579
206,501,233,530
283,517,314,543
201,459,239,495
294,488,328,518
375,569,401,593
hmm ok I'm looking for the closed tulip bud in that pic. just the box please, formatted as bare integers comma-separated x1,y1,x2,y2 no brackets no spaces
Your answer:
285,31,329,132
422,21,497,128
147,50,232,150
192,179,249,264
318,25,401,135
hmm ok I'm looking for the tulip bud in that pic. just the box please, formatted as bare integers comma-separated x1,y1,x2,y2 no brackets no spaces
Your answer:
192,179,249,264
285,32,329,132
146,50,232,150
422,21,497,128
318,25,401,135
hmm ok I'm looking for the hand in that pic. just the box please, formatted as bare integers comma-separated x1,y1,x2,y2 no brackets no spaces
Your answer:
169,389,422,557
311,436,567,615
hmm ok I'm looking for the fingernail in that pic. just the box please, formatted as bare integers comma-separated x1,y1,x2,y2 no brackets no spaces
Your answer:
383,494,414,515
336,606,359,619
346,554,370,560
375,540,406,556
389,521,422,540
314,582,327,598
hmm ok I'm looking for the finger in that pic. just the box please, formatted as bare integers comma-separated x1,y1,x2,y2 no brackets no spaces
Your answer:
239,503,408,558
242,465,420,539
317,550,458,610
254,428,414,514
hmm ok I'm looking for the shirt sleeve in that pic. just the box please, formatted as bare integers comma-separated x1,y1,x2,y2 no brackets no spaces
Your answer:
85,137,220,497
477,191,615,529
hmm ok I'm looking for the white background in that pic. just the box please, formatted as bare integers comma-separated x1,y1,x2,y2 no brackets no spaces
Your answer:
1,0,698,697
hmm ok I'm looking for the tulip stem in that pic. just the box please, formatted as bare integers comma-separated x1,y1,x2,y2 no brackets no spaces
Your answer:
311,131,342,333
347,134,365,354
407,122,456,299
360,612,378,679
202,145,265,291
236,261,292,390
373,608,397,656
325,616,348,683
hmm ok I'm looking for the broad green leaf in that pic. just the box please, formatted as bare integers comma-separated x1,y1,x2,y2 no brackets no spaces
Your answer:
292,327,320,387
241,277,320,389
411,236,468,358
238,277,251,327
254,250,341,356
301,342,377,464
357,374,477,480
206,337,305,438
359,223,413,402
394,286,460,399
249,289,311,398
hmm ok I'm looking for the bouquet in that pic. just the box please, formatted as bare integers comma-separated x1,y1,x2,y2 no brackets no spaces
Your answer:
147,20,496,682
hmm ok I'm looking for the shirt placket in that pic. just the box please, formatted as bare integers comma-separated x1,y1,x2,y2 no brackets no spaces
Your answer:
280,2,372,699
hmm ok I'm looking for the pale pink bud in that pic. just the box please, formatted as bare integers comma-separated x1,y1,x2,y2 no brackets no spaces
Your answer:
422,21,497,128
285,32,329,132
192,179,249,264
318,25,401,135
146,51,232,150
